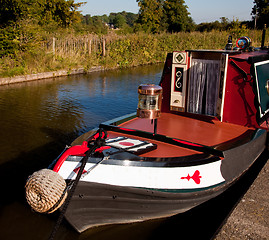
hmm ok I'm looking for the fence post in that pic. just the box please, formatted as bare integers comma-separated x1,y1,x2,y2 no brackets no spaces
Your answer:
102,38,106,57
88,38,92,55
52,37,56,55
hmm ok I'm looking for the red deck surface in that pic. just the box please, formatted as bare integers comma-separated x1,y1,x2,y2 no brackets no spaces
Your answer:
108,113,253,158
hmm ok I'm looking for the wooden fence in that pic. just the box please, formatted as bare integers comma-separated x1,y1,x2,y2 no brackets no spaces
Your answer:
44,35,121,57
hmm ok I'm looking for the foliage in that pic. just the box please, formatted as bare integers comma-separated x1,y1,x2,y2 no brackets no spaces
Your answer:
39,0,83,27
82,15,108,34
136,0,164,33
195,17,257,34
228,19,248,39
3,29,268,77
135,0,194,33
0,0,84,27
81,12,138,33
112,14,126,29
252,0,269,28
109,12,138,28
163,0,194,32
0,0,34,26
196,17,230,32
0,20,44,57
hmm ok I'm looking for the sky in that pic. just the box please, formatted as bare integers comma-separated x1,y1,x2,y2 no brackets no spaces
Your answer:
76,0,254,24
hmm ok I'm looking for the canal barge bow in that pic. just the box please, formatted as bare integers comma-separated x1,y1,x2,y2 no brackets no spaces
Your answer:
25,38,269,233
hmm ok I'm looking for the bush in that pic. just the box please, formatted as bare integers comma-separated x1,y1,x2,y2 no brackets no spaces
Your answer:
1,27,268,78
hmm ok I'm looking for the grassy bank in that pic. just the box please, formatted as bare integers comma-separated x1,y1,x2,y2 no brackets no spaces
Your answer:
1,28,268,78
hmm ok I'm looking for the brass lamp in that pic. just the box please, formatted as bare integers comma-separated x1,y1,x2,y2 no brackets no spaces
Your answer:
137,84,162,134
137,84,163,119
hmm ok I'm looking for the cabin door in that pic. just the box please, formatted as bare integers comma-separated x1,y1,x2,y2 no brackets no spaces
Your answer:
254,60,269,120
187,59,220,116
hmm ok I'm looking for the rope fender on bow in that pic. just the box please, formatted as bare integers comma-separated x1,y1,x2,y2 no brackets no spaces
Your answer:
25,128,107,215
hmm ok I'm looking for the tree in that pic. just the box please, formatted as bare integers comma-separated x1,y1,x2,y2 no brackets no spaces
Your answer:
136,0,163,33
124,12,138,27
0,0,35,26
109,12,138,28
113,14,126,28
163,0,193,32
220,17,229,26
0,0,84,27
82,15,108,34
135,0,194,33
252,0,269,28
40,0,84,27
109,12,127,28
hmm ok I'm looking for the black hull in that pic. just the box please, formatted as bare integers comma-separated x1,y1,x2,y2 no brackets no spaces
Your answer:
63,129,267,233
64,181,230,233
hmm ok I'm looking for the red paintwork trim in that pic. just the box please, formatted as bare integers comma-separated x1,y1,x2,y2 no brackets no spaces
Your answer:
118,127,136,132
95,146,111,153
172,139,202,148
53,142,111,173
92,132,108,139
53,141,89,172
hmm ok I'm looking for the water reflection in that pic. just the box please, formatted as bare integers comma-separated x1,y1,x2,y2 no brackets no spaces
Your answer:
0,64,163,240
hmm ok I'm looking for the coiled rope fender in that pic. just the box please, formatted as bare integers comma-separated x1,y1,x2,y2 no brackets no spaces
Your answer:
25,169,67,214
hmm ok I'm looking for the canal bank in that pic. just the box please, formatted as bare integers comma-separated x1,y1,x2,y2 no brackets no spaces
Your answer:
214,152,269,240
0,62,164,86
0,67,104,86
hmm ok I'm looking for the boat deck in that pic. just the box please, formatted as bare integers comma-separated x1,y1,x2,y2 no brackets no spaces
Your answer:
107,112,255,158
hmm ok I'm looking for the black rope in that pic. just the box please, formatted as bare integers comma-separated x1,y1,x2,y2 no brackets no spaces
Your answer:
48,128,107,240
230,60,252,82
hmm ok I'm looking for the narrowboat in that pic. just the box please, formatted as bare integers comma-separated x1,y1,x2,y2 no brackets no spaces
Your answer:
25,36,269,233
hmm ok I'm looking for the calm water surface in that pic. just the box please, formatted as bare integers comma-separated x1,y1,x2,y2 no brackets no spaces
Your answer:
0,64,267,240
0,65,165,164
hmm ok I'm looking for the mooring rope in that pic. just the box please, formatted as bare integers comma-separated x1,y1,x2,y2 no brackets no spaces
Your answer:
48,128,107,240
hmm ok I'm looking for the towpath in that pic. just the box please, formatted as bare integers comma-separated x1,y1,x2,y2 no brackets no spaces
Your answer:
214,153,269,240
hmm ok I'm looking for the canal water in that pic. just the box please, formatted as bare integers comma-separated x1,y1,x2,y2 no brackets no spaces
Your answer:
0,64,267,240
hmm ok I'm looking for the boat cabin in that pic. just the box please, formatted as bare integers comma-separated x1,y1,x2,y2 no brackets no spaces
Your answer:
160,49,269,129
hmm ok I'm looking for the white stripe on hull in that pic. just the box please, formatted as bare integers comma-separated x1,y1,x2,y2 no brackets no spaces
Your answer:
58,160,225,190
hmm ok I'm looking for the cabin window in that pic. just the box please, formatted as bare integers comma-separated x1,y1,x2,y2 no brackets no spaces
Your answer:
187,59,220,116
